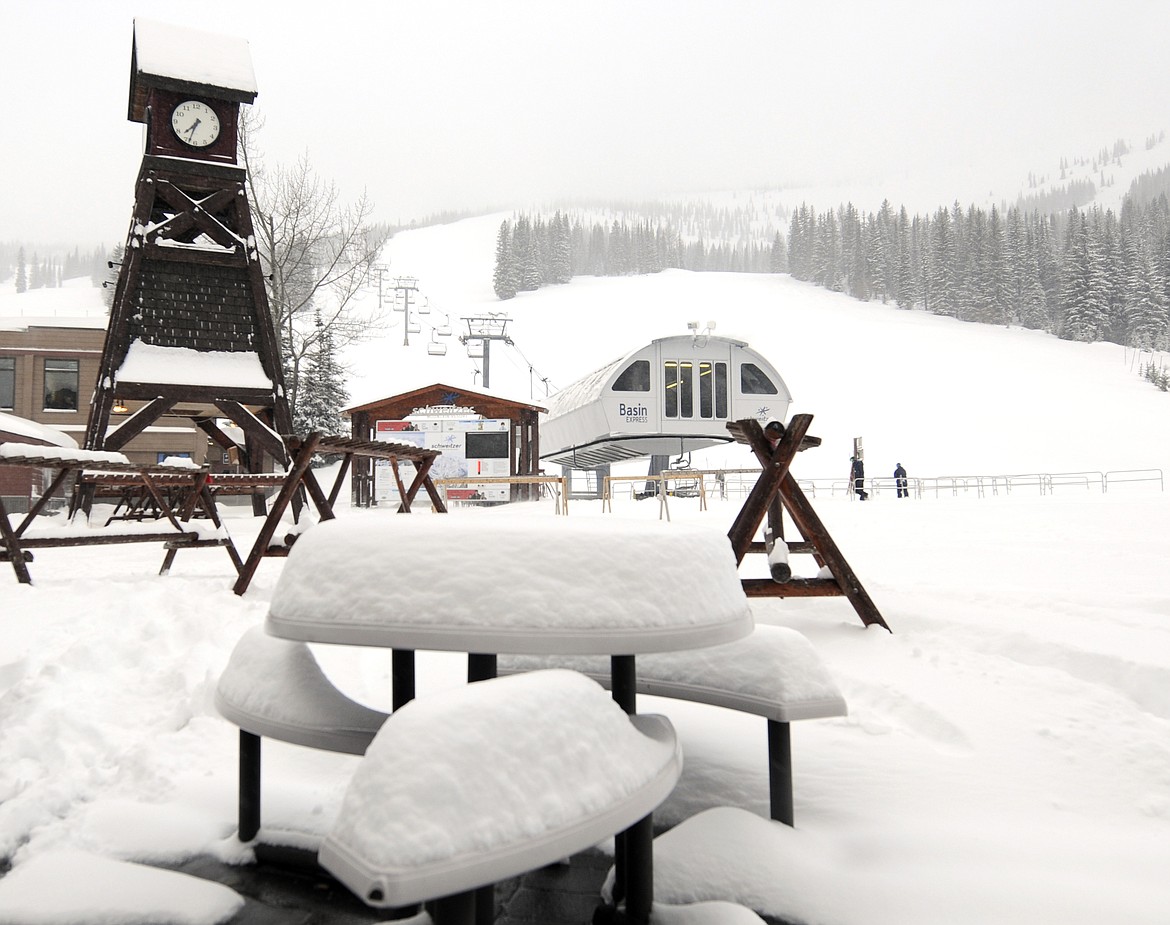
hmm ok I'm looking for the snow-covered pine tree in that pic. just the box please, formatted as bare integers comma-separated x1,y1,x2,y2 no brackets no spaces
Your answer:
928,206,958,319
512,216,541,291
14,248,27,293
893,214,916,310
551,212,573,284
588,223,608,275
768,231,786,273
814,210,842,291
293,311,349,444
492,220,518,300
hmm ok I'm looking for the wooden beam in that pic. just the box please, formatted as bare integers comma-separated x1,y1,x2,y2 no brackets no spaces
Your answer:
727,415,811,564
776,472,890,630
211,400,286,463
233,432,322,596
103,398,174,451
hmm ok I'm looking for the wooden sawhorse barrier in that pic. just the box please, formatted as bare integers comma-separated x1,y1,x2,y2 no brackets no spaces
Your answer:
231,432,448,596
726,416,891,632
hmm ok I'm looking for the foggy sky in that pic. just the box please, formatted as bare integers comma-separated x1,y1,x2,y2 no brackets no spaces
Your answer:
3,0,1168,246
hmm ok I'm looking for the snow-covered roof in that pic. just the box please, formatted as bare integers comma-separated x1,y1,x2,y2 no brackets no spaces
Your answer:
116,340,273,389
129,18,257,121
0,412,79,450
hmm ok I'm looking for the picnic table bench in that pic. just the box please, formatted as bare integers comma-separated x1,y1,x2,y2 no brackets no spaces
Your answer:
84,470,289,525
0,443,242,583
498,623,847,826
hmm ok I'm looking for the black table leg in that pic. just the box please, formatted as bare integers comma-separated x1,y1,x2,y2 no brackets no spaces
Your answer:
467,653,497,682
613,659,641,912
431,889,476,925
238,730,261,841
623,813,655,925
466,653,498,924
611,655,636,714
392,649,415,710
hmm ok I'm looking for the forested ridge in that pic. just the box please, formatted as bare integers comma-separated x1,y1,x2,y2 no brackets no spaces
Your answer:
492,157,1170,389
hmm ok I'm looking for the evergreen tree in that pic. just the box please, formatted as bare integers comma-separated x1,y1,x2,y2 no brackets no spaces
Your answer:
813,210,842,291
14,247,27,293
894,207,917,309
492,220,518,300
928,206,958,318
1016,226,1049,331
1060,209,1110,342
588,223,608,275
768,231,785,273
1033,215,1062,332
28,253,43,290
874,199,897,303
551,212,573,284
293,310,349,443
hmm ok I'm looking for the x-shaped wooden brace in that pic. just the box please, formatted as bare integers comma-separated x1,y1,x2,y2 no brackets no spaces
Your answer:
728,416,890,632
146,181,245,251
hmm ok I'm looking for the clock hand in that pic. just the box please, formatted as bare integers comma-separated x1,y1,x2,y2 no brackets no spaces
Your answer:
185,118,201,140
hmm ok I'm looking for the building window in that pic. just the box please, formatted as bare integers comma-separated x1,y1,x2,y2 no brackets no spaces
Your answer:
0,357,14,410
43,358,79,411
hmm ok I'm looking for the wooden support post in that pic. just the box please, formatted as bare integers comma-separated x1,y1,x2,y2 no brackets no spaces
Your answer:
233,433,322,595
0,495,33,584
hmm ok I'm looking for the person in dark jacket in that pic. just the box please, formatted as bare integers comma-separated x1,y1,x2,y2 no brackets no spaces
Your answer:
850,456,868,500
894,462,909,498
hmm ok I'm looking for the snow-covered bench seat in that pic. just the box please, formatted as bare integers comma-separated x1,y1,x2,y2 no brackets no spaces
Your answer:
214,626,389,841
498,623,846,826
318,669,681,925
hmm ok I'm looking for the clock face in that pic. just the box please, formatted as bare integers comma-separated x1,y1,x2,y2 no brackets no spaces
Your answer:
170,100,221,148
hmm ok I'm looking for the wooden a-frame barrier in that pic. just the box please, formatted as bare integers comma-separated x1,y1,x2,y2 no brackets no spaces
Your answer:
726,416,891,632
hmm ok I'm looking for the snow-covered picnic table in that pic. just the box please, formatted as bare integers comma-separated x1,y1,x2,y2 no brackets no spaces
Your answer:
260,514,754,924
0,442,239,583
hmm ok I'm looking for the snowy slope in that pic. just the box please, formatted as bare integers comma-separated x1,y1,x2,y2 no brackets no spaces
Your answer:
346,216,1170,477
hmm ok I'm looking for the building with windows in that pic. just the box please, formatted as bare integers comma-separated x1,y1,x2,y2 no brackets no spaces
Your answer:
0,312,221,510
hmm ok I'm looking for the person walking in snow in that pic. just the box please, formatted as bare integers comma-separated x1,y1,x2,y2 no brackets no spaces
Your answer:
850,456,868,500
894,462,909,498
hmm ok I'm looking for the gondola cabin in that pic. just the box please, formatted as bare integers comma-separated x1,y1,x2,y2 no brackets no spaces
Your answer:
541,334,792,469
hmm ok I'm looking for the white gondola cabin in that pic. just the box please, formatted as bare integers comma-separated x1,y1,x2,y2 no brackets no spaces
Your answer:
540,334,793,469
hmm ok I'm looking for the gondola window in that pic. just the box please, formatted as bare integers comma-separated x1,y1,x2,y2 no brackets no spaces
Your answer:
740,362,779,395
612,359,651,392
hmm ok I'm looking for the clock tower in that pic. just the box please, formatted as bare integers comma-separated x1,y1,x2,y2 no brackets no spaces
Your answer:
84,19,291,479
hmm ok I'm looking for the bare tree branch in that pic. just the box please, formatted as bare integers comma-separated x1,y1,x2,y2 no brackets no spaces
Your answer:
239,108,391,418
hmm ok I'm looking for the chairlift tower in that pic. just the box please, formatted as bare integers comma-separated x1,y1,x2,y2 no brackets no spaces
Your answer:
392,277,419,346
459,314,513,389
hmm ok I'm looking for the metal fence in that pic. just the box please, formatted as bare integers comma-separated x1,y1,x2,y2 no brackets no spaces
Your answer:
600,467,1164,505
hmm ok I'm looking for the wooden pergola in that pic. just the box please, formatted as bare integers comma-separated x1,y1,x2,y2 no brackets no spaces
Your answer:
345,383,547,505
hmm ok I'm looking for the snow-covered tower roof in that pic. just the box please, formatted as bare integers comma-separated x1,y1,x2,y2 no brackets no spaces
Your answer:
128,18,257,124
